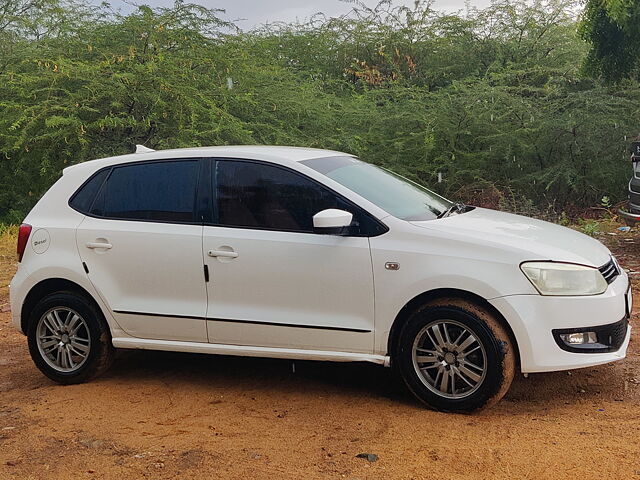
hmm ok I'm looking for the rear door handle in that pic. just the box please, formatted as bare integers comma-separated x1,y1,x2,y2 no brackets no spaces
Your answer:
208,250,238,258
86,242,112,250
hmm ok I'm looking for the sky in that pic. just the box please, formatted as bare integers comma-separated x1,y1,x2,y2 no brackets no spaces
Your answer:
111,0,493,29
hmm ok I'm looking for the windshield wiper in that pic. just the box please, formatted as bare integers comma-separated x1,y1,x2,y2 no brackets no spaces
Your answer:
438,202,466,219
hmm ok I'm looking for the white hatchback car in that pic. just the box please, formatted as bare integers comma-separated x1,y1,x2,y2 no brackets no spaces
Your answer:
10,146,632,411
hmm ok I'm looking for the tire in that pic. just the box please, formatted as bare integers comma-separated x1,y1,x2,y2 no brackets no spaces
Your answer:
394,298,516,412
27,291,115,384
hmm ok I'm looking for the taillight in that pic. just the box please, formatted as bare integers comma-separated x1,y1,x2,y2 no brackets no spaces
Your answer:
17,223,32,262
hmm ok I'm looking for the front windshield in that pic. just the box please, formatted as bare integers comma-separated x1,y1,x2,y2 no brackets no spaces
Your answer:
301,156,453,221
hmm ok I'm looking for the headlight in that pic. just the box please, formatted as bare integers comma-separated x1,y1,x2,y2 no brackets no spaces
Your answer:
520,262,608,296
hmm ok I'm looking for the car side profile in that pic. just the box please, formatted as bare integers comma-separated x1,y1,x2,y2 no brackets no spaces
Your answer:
10,146,632,412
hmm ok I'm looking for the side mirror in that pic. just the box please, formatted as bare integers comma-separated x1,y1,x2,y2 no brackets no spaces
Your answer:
313,209,353,235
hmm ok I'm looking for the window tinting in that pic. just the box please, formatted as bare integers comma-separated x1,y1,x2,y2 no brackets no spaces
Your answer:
215,160,379,234
91,160,199,222
69,169,109,214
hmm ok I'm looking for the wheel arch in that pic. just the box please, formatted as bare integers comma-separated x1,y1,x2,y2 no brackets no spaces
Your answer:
386,288,520,367
21,278,99,334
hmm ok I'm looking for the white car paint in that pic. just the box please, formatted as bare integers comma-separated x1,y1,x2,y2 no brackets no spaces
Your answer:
202,226,375,352
9,145,631,373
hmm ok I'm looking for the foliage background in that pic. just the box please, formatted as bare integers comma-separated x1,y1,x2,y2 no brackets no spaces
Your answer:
1,0,639,223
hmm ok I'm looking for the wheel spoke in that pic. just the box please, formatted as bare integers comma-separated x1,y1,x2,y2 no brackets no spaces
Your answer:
452,329,465,347
420,364,440,371
431,325,446,349
70,335,89,343
52,310,65,331
65,348,75,368
453,367,474,387
416,347,438,354
70,339,89,354
43,314,58,334
56,346,63,367
68,344,87,358
459,365,482,383
424,329,441,353
40,339,59,351
439,367,450,393
442,323,452,346
457,333,477,353
63,310,73,328
461,345,480,357
450,369,456,395
415,354,439,365
464,359,484,372
67,314,81,334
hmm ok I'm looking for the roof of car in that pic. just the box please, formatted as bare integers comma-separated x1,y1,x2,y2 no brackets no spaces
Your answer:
63,145,352,175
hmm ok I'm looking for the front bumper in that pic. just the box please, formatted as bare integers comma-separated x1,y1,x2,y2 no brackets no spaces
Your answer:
490,272,631,373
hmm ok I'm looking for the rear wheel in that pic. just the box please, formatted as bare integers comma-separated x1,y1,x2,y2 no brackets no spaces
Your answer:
394,298,516,412
27,292,115,384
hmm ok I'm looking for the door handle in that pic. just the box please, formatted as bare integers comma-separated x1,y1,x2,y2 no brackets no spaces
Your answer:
86,242,112,250
208,249,238,258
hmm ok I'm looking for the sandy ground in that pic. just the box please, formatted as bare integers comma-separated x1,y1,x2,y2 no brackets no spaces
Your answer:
1,230,640,480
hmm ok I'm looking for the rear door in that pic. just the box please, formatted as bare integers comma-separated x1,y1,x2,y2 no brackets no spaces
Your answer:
75,158,209,342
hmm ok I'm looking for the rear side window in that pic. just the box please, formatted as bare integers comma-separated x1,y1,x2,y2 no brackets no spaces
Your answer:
90,160,200,222
69,169,109,213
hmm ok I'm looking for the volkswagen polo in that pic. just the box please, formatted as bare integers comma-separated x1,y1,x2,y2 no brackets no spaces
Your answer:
9,146,632,411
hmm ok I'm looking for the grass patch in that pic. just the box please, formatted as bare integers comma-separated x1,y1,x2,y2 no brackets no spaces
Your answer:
0,224,18,256
0,225,17,304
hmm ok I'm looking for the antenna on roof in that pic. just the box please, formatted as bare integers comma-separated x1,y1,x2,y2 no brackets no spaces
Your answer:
135,144,155,154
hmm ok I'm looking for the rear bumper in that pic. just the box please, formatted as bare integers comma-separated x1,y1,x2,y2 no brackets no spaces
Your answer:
8,265,30,334
490,272,631,373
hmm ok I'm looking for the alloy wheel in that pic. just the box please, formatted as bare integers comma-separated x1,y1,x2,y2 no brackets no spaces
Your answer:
36,307,91,373
411,319,487,399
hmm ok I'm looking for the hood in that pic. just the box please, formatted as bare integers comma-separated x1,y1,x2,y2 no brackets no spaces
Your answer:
411,207,611,267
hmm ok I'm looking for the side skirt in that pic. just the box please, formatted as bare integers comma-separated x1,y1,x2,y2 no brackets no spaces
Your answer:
112,337,391,366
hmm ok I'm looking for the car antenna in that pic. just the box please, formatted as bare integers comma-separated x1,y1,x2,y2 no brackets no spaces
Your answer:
135,144,155,154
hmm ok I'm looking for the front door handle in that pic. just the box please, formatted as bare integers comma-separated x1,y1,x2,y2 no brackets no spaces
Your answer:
208,249,238,258
86,242,112,250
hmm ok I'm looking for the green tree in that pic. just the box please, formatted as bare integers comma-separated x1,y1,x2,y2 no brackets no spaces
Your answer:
1,0,639,222
580,0,640,82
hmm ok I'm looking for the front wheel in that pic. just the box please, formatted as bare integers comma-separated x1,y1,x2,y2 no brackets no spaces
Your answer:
394,298,516,412
27,292,115,384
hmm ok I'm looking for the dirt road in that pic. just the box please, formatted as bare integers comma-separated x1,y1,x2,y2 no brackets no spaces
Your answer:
1,231,639,480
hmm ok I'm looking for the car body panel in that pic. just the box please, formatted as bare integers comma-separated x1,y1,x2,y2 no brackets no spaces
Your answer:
203,226,375,353
76,217,208,342
412,207,612,267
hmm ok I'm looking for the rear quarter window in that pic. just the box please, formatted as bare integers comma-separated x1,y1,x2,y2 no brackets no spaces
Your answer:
69,169,109,214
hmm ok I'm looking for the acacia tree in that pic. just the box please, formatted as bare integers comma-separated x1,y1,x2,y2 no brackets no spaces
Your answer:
1,0,640,223
580,0,640,82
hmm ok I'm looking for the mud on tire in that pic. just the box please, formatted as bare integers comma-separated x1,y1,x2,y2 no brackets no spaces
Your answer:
394,297,516,412
27,291,115,384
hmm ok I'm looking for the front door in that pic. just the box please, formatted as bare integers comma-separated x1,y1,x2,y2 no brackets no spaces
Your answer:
76,158,208,342
203,159,376,353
